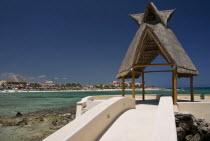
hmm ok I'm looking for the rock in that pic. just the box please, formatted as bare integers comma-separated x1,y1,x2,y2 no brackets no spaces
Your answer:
186,135,193,141
62,113,71,117
37,116,44,121
191,129,198,135
175,113,210,141
190,133,201,141
203,132,210,141
50,118,65,130
176,117,180,127
191,122,198,130
0,118,22,126
177,127,186,141
179,123,190,131
51,119,58,126
70,114,75,120
16,112,22,117
61,119,68,125
49,125,62,130
17,118,28,126
197,129,204,137
208,126,210,133
191,116,197,122
196,119,207,127
197,119,204,123
176,113,193,120
201,126,208,134
204,122,209,127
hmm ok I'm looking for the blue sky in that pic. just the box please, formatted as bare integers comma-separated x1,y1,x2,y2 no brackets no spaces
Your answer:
0,0,209,88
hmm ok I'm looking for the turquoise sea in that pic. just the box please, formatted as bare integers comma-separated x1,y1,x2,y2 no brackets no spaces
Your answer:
0,88,210,117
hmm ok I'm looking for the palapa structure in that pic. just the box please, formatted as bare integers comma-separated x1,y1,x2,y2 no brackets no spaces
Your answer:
116,2,198,104
6,75,27,89
6,75,27,84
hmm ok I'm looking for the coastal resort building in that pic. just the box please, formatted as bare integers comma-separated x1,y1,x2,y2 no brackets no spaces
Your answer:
113,80,142,88
6,75,27,89
43,81,55,86
116,2,198,104
41,81,55,89
113,81,122,87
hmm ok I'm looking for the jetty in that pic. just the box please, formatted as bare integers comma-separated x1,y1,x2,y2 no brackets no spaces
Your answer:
43,95,210,141
43,2,210,141
99,100,159,141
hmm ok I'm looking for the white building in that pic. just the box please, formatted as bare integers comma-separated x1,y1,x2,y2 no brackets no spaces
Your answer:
113,81,122,87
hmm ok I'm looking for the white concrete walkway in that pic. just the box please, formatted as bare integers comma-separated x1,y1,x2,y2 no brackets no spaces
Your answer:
100,101,158,141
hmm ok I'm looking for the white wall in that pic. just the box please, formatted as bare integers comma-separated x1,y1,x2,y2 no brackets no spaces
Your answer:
153,97,177,141
43,97,135,141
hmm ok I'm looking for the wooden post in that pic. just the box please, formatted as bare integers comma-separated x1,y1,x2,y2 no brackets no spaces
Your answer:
122,77,125,97
172,68,177,105
172,71,174,102
190,76,194,102
132,70,135,98
142,72,145,101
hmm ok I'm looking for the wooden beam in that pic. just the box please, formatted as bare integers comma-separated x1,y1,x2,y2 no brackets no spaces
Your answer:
144,49,160,53
134,64,173,68
173,68,177,105
144,70,173,73
190,76,194,102
147,30,172,63
132,70,135,98
172,70,174,103
122,77,125,97
142,72,145,101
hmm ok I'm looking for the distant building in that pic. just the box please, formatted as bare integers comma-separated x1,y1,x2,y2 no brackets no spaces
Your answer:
42,81,55,87
83,85,94,90
6,75,27,89
113,81,122,87
113,80,143,88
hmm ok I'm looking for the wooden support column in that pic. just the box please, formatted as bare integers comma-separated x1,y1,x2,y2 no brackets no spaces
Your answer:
142,72,145,101
190,76,194,102
122,77,125,97
132,70,135,98
172,71,174,102
172,68,177,105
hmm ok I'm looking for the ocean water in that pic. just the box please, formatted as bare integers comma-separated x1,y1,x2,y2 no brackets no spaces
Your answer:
0,88,210,117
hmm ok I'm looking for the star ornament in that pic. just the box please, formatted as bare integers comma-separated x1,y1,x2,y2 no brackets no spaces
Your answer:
130,2,175,27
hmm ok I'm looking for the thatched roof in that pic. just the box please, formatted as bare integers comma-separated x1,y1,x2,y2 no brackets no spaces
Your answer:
116,2,198,79
6,75,27,83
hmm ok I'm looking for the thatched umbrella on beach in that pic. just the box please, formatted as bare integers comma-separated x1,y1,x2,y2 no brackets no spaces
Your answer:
6,75,27,89
116,2,198,104
6,75,27,84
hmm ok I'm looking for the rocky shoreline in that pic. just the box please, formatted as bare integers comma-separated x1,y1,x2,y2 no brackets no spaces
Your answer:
175,113,210,141
0,112,76,141
1,111,210,141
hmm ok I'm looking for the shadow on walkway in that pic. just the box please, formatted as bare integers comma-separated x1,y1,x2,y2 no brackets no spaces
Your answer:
136,99,159,105
136,99,201,105
177,99,201,102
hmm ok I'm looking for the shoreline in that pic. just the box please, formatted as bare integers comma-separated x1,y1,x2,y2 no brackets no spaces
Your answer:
0,88,164,93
